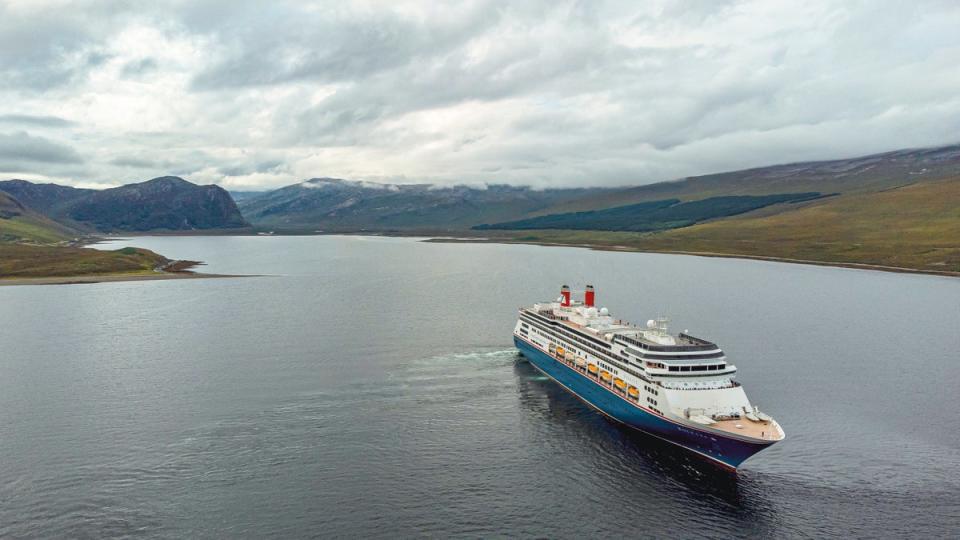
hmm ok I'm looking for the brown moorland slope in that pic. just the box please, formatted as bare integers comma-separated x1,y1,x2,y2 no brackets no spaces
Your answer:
488,177,960,274
538,145,960,215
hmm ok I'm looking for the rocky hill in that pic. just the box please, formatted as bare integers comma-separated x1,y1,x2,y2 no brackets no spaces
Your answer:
0,179,93,215
0,176,249,232
66,176,249,232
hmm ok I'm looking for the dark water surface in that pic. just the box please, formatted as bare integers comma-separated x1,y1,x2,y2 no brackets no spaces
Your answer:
2,236,958,538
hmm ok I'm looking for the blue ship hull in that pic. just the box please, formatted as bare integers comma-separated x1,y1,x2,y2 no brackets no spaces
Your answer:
515,336,774,470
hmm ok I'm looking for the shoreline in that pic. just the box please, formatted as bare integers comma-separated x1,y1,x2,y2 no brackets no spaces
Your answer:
115,231,958,278
0,271,239,287
19,232,953,284
423,237,960,278
0,259,250,287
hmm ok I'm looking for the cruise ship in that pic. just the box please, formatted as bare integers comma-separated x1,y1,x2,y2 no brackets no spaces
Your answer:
514,284,784,470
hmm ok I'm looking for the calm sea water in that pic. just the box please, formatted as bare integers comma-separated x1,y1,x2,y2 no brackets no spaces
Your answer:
1,236,958,538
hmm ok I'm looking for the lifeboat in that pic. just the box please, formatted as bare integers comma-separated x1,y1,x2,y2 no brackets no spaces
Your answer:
627,386,639,398
600,371,611,382
587,364,599,374
575,357,586,367
614,378,625,389
556,346,565,356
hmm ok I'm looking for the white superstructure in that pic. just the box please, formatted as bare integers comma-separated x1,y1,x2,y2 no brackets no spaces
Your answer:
514,284,784,447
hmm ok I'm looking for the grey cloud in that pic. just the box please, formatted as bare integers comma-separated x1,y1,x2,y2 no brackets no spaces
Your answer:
0,131,83,164
108,149,215,176
2,1,960,189
110,156,163,168
0,114,77,127
188,2,501,90
219,159,285,177
0,3,116,90
283,7,647,144
120,57,158,78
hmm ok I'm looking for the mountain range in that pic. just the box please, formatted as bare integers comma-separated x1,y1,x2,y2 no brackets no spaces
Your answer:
236,178,607,232
2,143,958,274
235,144,958,273
235,144,960,234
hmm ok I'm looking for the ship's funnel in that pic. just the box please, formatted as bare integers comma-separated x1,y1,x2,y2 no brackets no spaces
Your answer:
585,284,595,307
560,285,571,307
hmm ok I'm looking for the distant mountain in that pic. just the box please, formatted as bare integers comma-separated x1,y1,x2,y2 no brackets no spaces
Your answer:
238,178,608,231
541,144,960,215
0,176,250,232
238,144,960,232
66,176,249,232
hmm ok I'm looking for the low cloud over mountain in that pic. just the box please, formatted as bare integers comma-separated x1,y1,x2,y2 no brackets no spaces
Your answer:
1,1,959,190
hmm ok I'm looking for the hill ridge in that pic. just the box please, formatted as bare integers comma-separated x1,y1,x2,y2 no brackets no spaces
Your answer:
0,176,250,233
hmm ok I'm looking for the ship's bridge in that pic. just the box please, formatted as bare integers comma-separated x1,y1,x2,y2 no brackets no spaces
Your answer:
609,319,733,379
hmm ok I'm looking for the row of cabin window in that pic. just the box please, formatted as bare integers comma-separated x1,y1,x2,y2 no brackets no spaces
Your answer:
522,319,569,350
527,326,551,342
646,397,658,406
520,322,586,357
553,326,608,359
546,324,645,380
523,317,636,377
523,316,650,383
644,385,659,396
666,364,726,372
522,314,610,358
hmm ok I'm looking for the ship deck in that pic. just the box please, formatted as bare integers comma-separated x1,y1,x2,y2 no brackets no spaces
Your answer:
708,419,781,441
553,315,707,347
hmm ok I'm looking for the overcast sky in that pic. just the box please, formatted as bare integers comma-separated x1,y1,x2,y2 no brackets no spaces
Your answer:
1,0,959,190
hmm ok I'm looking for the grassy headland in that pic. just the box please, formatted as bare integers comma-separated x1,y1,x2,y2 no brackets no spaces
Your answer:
0,192,211,283
459,177,960,276
0,244,169,278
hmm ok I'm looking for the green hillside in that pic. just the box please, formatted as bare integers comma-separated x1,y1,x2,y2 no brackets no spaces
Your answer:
475,193,825,232
0,190,171,280
489,177,960,274
537,145,960,215
0,191,77,244
0,244,169,278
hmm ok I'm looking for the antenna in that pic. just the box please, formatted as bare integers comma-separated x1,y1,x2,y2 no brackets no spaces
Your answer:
656,315,670,335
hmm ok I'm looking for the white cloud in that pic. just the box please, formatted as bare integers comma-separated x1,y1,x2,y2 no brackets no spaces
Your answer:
0,0,958,190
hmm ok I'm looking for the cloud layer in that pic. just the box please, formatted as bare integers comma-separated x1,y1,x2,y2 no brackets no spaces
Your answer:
2,0,959,190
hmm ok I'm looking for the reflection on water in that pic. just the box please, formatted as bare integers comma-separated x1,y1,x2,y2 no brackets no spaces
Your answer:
512,358,769,533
